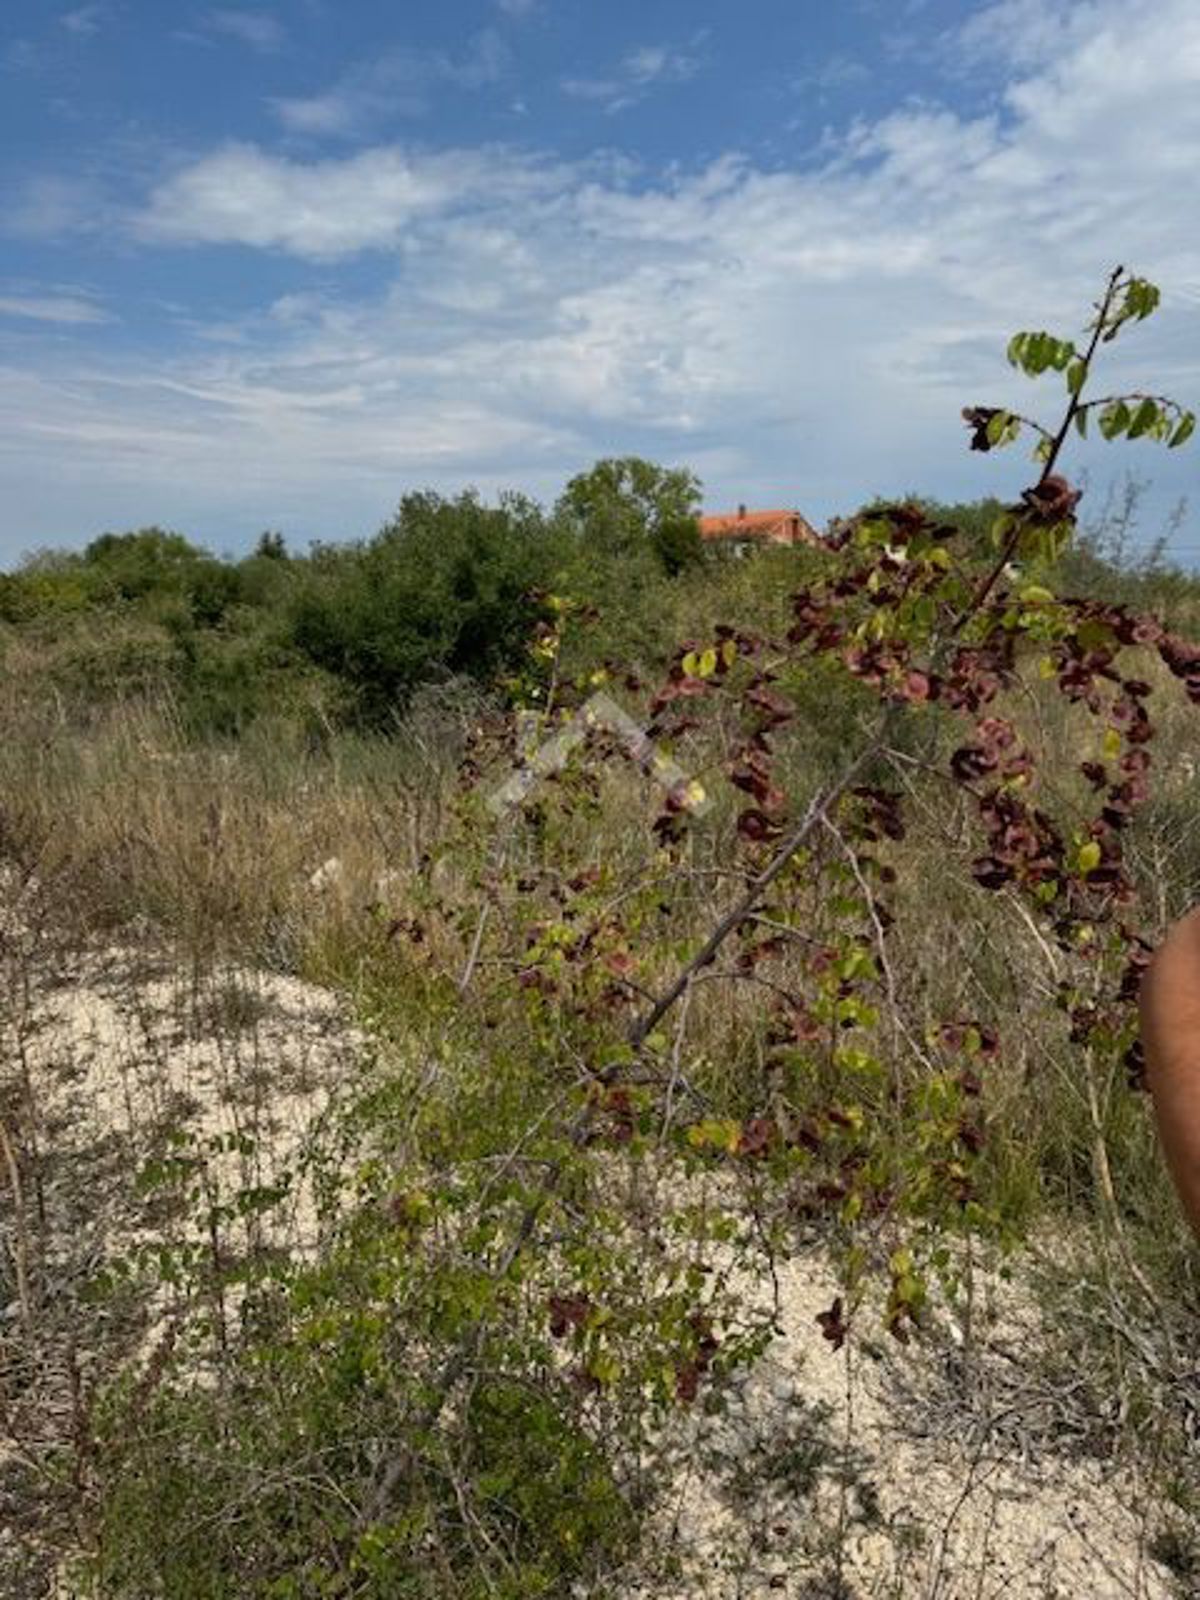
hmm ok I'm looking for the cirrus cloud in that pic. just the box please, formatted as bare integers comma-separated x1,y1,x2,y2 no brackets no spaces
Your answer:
271,30,509,137
0,292,110,324
204,9,286,53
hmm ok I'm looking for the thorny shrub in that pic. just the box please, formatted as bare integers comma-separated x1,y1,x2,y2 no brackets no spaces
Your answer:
73,267,1198,1597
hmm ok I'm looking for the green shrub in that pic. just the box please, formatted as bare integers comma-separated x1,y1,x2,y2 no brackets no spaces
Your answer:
288,492,569,723
82,528,214,604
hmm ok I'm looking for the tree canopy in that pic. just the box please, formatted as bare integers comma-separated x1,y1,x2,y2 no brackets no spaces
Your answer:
558,457,704,577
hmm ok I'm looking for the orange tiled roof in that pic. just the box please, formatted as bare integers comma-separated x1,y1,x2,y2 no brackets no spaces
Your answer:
698,508,820,545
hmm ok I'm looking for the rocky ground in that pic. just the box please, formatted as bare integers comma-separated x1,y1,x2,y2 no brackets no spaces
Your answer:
626,1247,1179,1597
0,919,360,1599
0,904,1190,1597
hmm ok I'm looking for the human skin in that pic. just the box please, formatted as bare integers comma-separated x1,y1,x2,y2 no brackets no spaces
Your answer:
1139,906,1200,1237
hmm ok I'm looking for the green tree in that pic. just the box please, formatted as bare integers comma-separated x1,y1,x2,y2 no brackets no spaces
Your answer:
558,457,704,577
254,530,288,561
81,528,219,611
288,490,567,721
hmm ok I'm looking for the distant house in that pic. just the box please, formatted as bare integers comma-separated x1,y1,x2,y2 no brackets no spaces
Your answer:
697,504,821,551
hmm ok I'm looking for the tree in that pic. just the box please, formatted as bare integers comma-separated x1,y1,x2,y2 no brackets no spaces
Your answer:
254,531,288,561
288,491,567,721
557,457,704,577
82,528,210,603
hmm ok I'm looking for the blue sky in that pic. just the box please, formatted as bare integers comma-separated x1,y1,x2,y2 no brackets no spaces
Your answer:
1,0,1198,563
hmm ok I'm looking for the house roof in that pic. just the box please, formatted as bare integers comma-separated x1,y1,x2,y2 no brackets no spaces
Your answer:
698,508,820,545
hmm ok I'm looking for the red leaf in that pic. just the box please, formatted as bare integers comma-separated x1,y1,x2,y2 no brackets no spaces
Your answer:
816,1297,847,1351
675,1363,700,1403
548,1293,592,1338
737,1116,777,1158
737,808,782,842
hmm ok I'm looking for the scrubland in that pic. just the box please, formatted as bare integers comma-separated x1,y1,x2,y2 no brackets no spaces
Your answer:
1,451,1200,1598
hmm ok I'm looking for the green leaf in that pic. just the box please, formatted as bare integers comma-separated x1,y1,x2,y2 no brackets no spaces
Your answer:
1077,841,1102,875
686,1117,741,1154
990,509,1018,548
1098,400,1130,440
1049,338,1076,372
1076,619,1115,651
1073,407,1089,438
986,410,1012,446
1170,411,1196,449
1066,360,1086,397
1126,278,1161,320
1009,331,1068,377
1011,333,1074,376
588,1352,621,1386
1127,398,1158,439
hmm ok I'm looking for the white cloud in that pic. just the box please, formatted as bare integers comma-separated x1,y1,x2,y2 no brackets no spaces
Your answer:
270,91,362,136
793,54,872,97
61,5,110,38
557,77,613,103
444,29,509,89
2,40,40,72
625,45,699,86
205,10,285,53
562,39,702,112
6,175,99,239
0,294,110,324
271,31,508,136
136,143,551,258
3,0,1199,555
952,0,1102,72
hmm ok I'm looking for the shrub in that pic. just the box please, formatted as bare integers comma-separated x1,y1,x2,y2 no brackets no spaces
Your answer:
12,269,1200,1600
288,492,569,723
82,528,214,604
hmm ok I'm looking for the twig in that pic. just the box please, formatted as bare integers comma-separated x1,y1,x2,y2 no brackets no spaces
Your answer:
458,823,515,995
629,718,898,1050
0,1113,33,1340
949,264,1127,632
1081,1045,1173,1334
658,980,695,1141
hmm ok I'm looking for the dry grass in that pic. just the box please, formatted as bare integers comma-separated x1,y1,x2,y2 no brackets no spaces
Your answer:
1,655,1199,1595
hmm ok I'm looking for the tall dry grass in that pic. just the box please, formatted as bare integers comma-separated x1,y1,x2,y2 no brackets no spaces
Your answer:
1,631,1199,1572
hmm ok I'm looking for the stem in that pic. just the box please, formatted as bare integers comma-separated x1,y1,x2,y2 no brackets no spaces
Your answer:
950,265,1128,630
1038,264,1125,489
365,715,902,1527
360,1095,593,1527
0,1116,33,1342
628,717,898,1050
629,278,1140,1054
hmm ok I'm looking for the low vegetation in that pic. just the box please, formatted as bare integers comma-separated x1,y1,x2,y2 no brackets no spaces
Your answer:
1,270,1199,1597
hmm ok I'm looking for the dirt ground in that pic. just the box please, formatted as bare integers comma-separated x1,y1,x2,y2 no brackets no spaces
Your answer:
0,923,1190,1598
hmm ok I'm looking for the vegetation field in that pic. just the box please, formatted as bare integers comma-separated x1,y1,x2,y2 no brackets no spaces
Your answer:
1,272,1199,1598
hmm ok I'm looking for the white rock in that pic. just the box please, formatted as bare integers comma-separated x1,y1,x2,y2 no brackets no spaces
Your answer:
307,856,344,893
